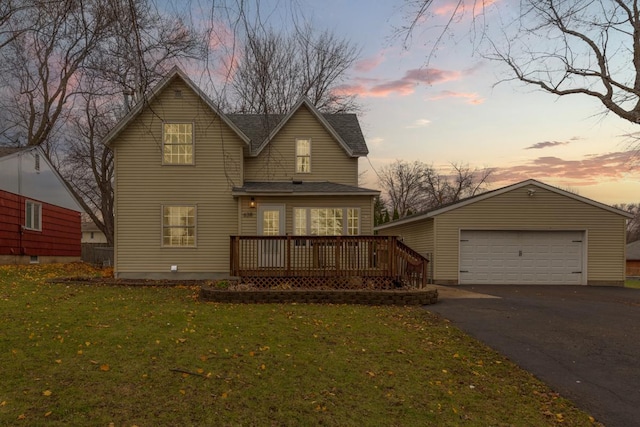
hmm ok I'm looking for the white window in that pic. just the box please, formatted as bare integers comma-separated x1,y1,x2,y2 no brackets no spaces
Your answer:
163,123,193,164
162,206,196,247
296,138,311,173
25,200,41,231
294,208,360,236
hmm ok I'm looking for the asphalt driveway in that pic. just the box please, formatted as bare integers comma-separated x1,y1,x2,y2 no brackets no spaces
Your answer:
427,285,640,427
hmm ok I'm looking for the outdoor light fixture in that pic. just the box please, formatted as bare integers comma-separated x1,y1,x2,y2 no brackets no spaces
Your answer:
249,197,256,208
527,188,536,197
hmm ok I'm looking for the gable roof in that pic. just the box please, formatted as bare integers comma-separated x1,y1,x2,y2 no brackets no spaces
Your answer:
0,145,83,212
102,66,251,147
627,240,640,260
232,181,379,196
375,179,634,231
227,98,368,157
103,68,369,158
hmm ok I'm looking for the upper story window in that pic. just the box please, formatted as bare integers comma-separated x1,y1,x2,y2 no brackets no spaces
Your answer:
25,200,42,231
163,123,193,165
296,138,311,173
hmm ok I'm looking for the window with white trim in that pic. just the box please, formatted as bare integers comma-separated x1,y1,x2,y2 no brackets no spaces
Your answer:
163,123,193,164
294,208,360,235
295,138,311,173
162,206,196,247
25,200,41,231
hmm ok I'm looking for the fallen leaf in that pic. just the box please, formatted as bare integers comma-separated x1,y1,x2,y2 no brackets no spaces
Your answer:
44,411,52,417
100,364,110,371
42,390,52,396
179,389,186,395
17,414,26,420
55,359,62,364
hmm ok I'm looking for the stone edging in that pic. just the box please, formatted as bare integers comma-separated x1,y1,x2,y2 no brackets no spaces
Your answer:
198,288,438,305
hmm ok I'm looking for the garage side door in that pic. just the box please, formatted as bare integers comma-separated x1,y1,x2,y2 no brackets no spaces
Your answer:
459,230,584,285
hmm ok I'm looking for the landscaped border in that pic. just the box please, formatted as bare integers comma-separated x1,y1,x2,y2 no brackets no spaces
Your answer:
199,288,439,305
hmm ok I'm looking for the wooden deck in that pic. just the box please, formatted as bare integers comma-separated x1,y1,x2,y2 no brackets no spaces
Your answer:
230,235,429,289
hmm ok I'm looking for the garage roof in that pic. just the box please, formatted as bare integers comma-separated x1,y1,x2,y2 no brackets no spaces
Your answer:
375,179,633,231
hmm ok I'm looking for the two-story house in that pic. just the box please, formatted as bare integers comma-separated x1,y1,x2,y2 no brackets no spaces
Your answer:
106,67,380,279
0,146,82,264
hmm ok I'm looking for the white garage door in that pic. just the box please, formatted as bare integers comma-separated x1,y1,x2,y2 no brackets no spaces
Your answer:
459,230,584,285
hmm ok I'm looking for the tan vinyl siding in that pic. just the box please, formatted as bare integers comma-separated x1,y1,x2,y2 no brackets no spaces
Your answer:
238,196,373,235
433,186,626,284
243,106,358,185
376,219,434,257
376,184,627,285
113,78,244,277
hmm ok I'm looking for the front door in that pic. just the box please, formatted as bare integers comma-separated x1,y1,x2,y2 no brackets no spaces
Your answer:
258,205,285,267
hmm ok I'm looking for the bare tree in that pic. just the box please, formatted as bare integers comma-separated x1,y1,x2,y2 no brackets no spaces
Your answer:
229,23,360,114
422,162,493,208
378,160,429,218
400,0,640,127
0,0,112,149
59,0,204,245
615,203,640,243
378,160,493,220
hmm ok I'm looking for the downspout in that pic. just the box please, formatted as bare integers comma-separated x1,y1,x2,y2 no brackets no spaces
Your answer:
17,151,24,257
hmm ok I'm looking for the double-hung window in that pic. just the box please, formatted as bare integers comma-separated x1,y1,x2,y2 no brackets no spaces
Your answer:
162,206,196,247
294,208,359,236
295,138,311,173
25,200,42,231
163,123,193,164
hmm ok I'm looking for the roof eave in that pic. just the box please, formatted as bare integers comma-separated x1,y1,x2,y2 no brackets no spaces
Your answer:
374,178,634,230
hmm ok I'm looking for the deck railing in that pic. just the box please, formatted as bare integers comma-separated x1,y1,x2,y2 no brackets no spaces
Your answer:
230,235,429,289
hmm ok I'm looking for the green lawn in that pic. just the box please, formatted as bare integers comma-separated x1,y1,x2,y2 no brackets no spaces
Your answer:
0,264,600,426
625,278,640,289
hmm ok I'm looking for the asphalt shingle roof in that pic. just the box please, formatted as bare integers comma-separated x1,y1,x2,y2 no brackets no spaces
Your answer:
227,113,369,157
233,181,379,195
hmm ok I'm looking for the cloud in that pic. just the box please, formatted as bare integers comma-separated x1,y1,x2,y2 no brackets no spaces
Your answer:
434,0,500,18
338,67,465,98
428,90,484,105
406,119,431,129
491,150,640,186
355,50,389,73
525,141,570,150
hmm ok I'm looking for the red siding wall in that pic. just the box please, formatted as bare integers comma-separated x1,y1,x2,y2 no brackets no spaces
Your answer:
627,260,640,277
0,190,81,257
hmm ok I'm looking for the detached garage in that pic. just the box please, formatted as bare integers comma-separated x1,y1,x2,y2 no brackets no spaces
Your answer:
375,180,632,286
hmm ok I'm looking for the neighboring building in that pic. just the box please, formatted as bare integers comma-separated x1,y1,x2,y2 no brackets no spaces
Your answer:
81,221,108,244
106,67,378,279
627,240,640,277
375,180,632,286
0,146,82,264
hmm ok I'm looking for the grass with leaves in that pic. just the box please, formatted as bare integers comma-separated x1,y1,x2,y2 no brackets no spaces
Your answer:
0,263,600,426
626,278,640,289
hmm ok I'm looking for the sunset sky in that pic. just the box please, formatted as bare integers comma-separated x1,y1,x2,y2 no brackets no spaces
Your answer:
193,0,640,205
297,0,640,205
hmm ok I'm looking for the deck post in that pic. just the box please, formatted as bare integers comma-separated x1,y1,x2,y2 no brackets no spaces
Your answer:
286,235,291,274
